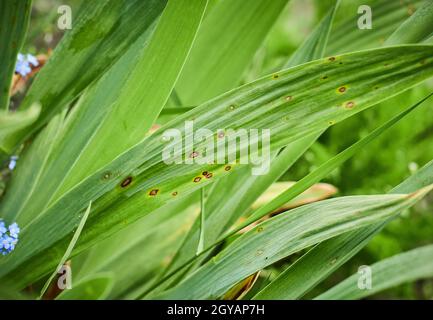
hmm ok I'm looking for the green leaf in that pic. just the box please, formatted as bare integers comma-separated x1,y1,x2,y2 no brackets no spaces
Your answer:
286,0,340,67
161,132,321,280
0,104,41,154
0,0,32,111
162,0,338,283
2,45,433,288
74,194,199,299
237,92,433,234
1,108,65,223
316,244,433,299
39,202,91,299
151,186,433,299
0,0,208,226
148,92,432,298
250,9,433,300
175,0,290,105
327,0,425,54
0,0,168,152
55,274,113,300
386,0,433,45
253,128,433,300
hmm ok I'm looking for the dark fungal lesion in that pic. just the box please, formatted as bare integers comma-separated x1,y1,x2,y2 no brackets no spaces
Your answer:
120,176,133,188
337,86,347,93
149,189,159,196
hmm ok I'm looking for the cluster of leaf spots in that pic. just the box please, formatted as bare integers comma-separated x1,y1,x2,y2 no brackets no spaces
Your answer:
202,171,213,179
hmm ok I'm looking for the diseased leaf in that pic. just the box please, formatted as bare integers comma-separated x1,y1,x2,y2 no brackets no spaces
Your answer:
253,138,433,300
151,186,433,299
2,45,433,288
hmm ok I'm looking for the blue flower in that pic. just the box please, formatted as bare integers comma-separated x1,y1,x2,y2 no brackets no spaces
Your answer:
0,220,20,256
26,54,39,67
9,223,20,238
15,61,32,77
0,221,7,236
8,156,18,171
15,53,38,77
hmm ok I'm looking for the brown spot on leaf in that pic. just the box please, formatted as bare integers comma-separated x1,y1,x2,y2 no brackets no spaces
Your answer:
194,177,202,183
190,151,199,158
120,177,133,188
149,189,159,196
225,166,232,171
345,101,355,109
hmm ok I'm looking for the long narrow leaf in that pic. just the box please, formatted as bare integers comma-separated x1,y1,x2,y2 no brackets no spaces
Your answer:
317,244,433,300
151,186,433,299
0,0,32,111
